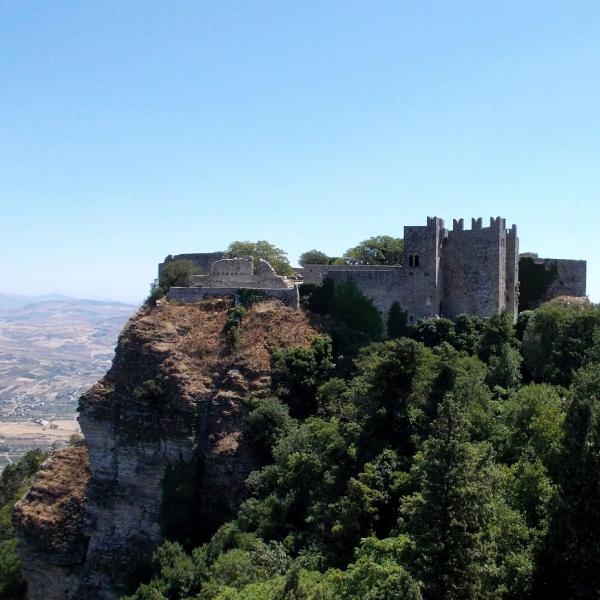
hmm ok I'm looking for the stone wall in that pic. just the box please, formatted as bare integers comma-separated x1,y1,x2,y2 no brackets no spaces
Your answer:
441,217,510,319
328,269,403,316
161,216,585,325
191,257,293,290
545,258,586,299
158,252,225,277
168,286,300,309
518,254,587,309
301,264,399,285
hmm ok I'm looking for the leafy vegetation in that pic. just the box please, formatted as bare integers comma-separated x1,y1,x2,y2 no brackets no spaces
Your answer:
298,250,334,266
0,451,47,600
147,259,200,305
223,306,247,348
226,241,295,276
342,235,404,265
121,301,600,598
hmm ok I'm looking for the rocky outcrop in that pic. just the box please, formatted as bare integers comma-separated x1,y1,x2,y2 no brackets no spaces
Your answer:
13,446,90,600
14,299,317,600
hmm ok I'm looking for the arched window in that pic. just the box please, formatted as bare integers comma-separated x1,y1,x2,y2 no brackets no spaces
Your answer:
414,255,420,268
409,255,414,268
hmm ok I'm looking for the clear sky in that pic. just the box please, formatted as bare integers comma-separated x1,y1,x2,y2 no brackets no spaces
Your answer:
1,1,599,304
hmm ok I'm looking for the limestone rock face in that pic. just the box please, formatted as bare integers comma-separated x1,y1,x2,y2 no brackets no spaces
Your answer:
13,446,90,600
13,299,317,600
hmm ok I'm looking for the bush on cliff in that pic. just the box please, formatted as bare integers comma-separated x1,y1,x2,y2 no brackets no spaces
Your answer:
223,306,247,348
146,259,200,304
0,450,46,600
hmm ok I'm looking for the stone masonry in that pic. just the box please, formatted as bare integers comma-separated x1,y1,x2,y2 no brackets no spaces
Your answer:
167,257,299,308
162,216,587,322
302,216,586,323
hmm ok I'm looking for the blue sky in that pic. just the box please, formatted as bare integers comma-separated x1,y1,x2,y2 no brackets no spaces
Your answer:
1,1,599,304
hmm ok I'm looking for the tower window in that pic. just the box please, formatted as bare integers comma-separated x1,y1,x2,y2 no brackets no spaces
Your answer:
414,255,420,267
409,255,414,268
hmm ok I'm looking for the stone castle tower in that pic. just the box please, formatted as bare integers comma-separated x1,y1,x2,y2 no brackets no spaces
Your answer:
399,216,519,321
302,216,521,323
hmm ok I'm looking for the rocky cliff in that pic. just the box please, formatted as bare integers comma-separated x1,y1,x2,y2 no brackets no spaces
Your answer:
13,298,317,600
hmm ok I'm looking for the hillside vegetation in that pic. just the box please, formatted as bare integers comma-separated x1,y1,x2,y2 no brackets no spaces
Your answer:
122,291,600,600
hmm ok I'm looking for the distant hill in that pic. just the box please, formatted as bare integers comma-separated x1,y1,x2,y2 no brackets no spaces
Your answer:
0,292,136,431
0,292,136,311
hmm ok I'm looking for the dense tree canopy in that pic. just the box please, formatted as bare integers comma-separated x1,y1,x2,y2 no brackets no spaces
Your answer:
101,301,600,599
298,250,332,266
342,236,404,265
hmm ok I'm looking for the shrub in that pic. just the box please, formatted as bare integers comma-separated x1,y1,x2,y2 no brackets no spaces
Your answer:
237,289,265,309
133,379,164,404
223,307,247,348
243,398,293,461
146,259,199,305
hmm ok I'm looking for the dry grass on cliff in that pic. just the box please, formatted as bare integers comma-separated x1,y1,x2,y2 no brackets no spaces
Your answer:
137,298,318,382
13,445,89,529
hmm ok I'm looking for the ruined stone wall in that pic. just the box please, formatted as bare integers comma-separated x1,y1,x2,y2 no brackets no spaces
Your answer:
544,258,587,300
441,217,508,319
518,255,587,310
190,257,292,290
327,269,404,316
168,286,300,309
158,252,225,277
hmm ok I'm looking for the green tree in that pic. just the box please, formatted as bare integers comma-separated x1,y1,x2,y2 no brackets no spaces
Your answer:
486,342,522,392
147,259,200,304
478,312,518,363
399,396,498,600
244,398,293,462
325,537,422,600
453,314,485,355
271,336,335,418
342,236,404,266
329,279,383,341
0,450,47,600
386,302,409,339
522,303,600,386
226,241,295,276
499,384,565,469
536,364,600,598
411,318,456,348
299,250,331,266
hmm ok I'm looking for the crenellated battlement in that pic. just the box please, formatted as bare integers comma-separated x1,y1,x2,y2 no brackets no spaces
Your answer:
162,216,586,326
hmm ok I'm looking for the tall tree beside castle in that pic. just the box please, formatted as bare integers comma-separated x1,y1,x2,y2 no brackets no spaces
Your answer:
226,240,295,276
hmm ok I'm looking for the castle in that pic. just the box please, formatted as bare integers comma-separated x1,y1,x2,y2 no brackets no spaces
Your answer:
161,216,587,322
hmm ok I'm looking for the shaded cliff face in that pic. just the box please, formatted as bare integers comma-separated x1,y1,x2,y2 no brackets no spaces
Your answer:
14,299,317,600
